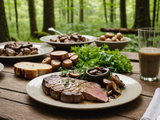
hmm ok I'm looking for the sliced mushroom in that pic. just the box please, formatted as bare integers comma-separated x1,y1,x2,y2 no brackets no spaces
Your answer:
6,48,16,56
62,59,73,69
22,42,32,48
112,81,121,94
16,52,23,56
30,50,38,55
69,71,80,78
69,52,76,58
42,57,51,64
23,48,31,55
89,69,98,75
51,59,61,71
103,78,114,91
70,55,78,65
106,90,113,96
110,75,125,88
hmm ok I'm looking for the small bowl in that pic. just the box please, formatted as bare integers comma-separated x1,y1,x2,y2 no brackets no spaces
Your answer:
85,67,110,85
95,37,131,51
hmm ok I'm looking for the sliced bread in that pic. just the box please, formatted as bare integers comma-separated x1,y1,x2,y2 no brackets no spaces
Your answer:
14,62,52,79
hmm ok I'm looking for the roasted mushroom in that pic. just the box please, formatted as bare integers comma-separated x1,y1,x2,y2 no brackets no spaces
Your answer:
112,82,121,94
69,71,80,78
6,48,16,56
110,75,125,88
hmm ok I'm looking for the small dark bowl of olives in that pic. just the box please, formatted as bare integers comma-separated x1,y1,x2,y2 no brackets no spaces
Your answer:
85,67,110,85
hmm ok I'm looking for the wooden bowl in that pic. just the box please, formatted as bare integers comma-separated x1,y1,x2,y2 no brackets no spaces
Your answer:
85,67,110,85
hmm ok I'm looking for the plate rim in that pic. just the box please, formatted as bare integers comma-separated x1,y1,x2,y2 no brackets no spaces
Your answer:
26,72,142,110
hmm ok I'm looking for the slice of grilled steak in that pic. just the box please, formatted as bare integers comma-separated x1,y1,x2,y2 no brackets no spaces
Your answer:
79,82,109,103
61,89,84,103
42,75,109,103
42,74,60,95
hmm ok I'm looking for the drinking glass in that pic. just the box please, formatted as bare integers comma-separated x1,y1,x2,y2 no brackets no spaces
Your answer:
138,27,160,81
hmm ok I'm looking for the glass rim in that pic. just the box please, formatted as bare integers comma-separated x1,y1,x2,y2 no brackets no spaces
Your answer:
138,27,160,31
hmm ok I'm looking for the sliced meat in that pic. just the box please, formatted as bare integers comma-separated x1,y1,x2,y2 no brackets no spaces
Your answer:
50,85,64,100
42,75,108,103
61,89,84,103
42,74,61,95
79,82,109,103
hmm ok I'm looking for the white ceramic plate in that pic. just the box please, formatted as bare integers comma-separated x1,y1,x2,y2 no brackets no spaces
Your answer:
0,43,53,62
40,35,96,51
0,63,4,72
26,72,142,110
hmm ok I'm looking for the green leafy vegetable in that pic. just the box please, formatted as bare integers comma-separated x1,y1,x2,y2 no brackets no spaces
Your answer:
59,44,133,79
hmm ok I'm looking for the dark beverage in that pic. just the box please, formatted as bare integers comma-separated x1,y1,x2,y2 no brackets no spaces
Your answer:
139,47,160,79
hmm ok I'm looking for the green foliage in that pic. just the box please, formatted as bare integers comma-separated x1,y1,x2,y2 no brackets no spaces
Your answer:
33,31,50,39
59,44,133,79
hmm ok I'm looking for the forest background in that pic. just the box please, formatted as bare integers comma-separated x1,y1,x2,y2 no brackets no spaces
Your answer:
1,0,160,52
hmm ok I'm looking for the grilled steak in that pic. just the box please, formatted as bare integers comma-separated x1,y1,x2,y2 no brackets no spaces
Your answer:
42,74,109,103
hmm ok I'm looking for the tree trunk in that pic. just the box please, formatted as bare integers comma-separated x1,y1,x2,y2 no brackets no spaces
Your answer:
42,0,55,34
67,0,70,23
156,0,159,22
28,0,38,37
134,0,151,28
0,0,10,42
120,0,127,28
80,0,84,22
110,0,114,23
152,0,157,27
8,0,11,21
71,0,74,24
103,0,108,25
14,0,19,36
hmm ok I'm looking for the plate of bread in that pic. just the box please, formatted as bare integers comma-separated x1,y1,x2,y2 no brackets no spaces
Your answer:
0,42,53,62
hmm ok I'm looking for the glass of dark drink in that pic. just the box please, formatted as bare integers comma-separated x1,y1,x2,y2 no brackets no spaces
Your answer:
138,27,160,81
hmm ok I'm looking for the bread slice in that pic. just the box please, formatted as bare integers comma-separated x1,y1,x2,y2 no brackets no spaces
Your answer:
14,62,52,79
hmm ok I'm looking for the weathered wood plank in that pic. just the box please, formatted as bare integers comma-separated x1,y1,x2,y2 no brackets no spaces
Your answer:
121,51,139,62
0,97,133,120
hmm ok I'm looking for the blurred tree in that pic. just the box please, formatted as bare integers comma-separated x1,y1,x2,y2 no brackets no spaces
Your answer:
110,0,114,23
7,0,11,21
152,0,157,27
156,0,159,22
0,0,10,42
42,0,55,34
103,0,108,25
71,0,74,24
134,0,151,28
120,0,127,28
28,0,38,37
14,0,19,36
80,0,84,22
67,0,70,23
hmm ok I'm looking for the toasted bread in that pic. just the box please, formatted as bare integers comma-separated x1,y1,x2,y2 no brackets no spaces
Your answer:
14,62,52,79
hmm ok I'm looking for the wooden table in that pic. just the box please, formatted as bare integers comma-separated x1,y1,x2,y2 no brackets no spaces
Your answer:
0,43,160,120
